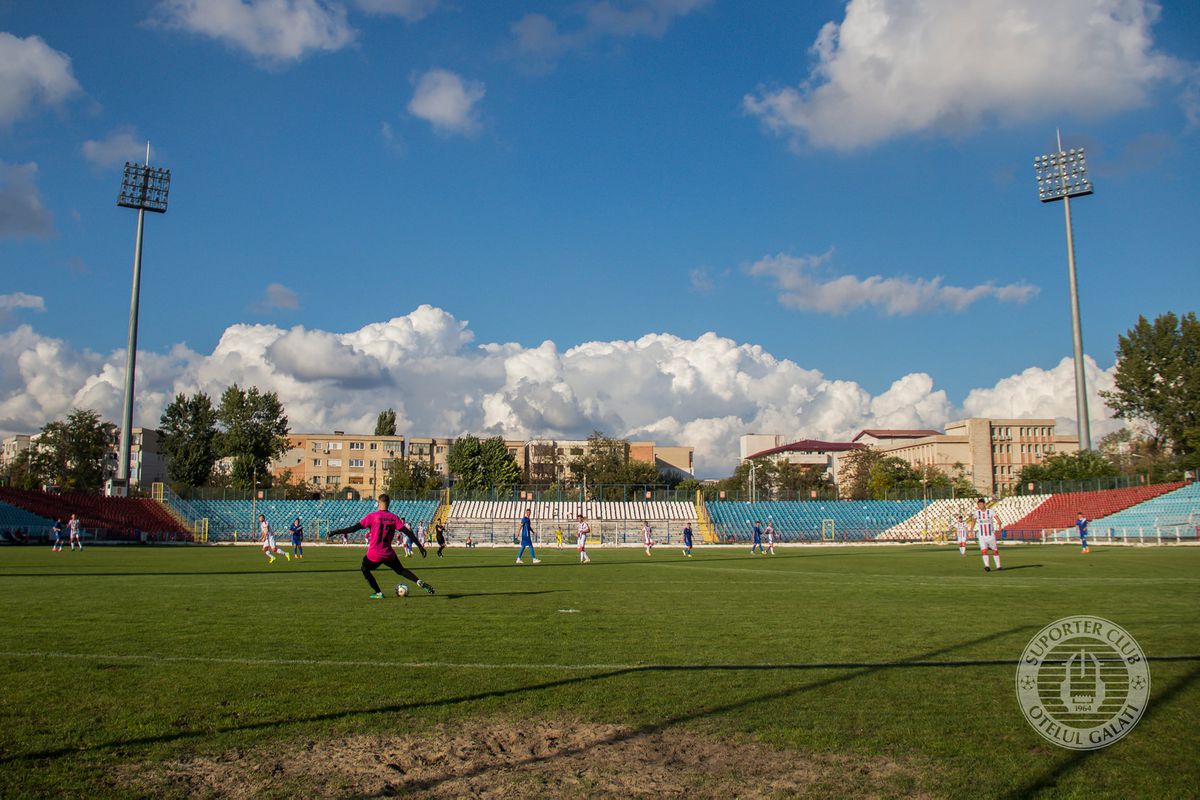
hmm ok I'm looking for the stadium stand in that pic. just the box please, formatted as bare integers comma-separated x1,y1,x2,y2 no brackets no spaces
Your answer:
704,499,925,541
444,501,698,546
0,488,190,539
0,500,56,535
1086,482,1200,538
175,498,438,541
1006,483,1185,535
449,500,693,521
857,495,1053,541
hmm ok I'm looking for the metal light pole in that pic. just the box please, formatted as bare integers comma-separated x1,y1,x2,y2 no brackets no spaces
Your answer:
1034,130,1092,450
114,145,171,495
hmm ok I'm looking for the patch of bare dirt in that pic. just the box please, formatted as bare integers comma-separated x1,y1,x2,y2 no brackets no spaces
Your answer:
120,719,923,799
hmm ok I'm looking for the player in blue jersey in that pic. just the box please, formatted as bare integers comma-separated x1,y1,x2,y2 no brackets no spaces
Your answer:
751,521,764,554
288,517,304,559
681,522,694,558
1076,512,1090,554
516,508,540,564
51,518,64,552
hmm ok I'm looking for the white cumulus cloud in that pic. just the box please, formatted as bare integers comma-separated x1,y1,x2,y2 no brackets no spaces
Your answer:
82,128,147,169
253,282,300,312
408,69,485,135
354,0,438,21
152,0,356,62
512,0,710,66
0,32,80,126
0,293,46,324
747,251,1038,316
744,0,1180,151
0,305,1122,477
963,355,1122,439
0,162,54,239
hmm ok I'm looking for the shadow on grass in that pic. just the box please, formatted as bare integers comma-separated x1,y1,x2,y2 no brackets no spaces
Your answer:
994,564,1043,572
1,623,1037,766
1004,662,1200,799
439,589,563,601
0,569,358,578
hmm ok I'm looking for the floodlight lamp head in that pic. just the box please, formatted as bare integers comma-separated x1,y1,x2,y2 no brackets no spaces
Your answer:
1033,145,1093,203
117,162,171,213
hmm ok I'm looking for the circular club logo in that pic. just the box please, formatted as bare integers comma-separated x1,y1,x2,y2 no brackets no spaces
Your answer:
1016,616,1150,750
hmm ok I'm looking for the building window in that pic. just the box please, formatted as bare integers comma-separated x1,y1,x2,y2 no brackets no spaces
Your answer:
311,442,324,451
311,476,322,484
350,442,365,450
328,442,342,451
312,459,322,466
348,476,364,484
328,459,342,467
349,459,364,468
384,442,402,453
436,446,445,454
369,443,377,450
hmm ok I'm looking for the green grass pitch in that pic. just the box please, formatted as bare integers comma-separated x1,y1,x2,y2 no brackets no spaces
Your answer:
1,543,1197,798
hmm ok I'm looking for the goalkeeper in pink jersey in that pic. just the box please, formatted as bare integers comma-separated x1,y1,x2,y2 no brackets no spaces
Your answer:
328,494,436,599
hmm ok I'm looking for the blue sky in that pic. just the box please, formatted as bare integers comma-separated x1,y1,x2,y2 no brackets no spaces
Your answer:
1,1,1198,474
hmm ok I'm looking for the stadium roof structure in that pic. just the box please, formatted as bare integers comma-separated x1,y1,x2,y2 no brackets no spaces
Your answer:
851,429,940,443
746,439,864,460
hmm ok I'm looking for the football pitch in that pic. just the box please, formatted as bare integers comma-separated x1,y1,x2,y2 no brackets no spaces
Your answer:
1,544,1197,799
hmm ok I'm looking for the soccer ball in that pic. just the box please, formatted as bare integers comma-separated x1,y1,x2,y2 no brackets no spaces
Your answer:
395,583,409,597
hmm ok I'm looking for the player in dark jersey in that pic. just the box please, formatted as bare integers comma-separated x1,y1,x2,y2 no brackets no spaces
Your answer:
434,521,447,557
288,517,304,559
328,494,435,599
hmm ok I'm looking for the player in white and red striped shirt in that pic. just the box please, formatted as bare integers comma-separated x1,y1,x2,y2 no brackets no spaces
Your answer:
953,515,970,556
974,499,1002,572
576,514,591,564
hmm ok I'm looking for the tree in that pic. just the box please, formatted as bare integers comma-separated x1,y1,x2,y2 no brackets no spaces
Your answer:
448,435,523,493
774,461,834,499
158,392,219,487
29,409,117,492
481,436,522,491
275,468,315,500
215,385,291,491
447,435,485,492
6,448,40,490
1097,428,1180,484
526,441,562,486
1102,312,1200,458
1017,450,1119,485
836,447,879,500
384,458,442,496
374,409,397,437
866,456,921,500
569,432,662,493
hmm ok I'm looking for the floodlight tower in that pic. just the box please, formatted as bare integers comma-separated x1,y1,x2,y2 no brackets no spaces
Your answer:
113,144,171,495
1034,131,1092,451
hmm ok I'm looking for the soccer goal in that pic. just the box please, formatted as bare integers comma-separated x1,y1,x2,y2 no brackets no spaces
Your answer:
821,519,836,542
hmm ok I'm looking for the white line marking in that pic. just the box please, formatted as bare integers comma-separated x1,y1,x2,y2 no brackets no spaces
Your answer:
0,650,641,671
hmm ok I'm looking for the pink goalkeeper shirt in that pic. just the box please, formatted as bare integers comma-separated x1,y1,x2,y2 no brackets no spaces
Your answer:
360,510,402,561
